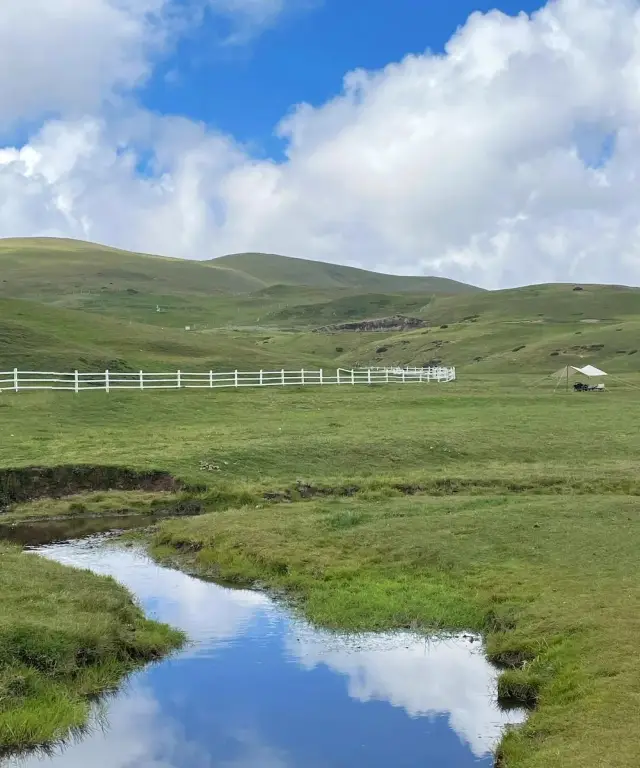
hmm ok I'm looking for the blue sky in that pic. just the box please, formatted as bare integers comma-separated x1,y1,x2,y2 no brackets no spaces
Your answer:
2,0,638,288
142,0,546,158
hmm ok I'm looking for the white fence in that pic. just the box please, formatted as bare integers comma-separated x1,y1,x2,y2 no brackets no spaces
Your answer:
0,366,455,393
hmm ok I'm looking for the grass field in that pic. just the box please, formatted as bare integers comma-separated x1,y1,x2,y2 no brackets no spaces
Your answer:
1,379,640,765
2,237,640,763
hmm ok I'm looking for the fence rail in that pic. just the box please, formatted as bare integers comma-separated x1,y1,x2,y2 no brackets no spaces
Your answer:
0,366,456,393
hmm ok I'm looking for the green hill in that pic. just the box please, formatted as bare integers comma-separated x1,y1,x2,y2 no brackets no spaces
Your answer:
211,252,479,294
0,297,336,372
0,238,266,303
1,238,639,374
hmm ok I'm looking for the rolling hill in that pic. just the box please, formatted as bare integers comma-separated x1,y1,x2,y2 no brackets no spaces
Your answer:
211,252,478,294
1,237,639,374
0,238,479,303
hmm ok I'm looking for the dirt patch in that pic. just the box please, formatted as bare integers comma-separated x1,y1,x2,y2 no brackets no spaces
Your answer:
0,466,188,512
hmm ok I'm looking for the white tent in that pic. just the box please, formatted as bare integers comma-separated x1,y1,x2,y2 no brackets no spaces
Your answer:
553,364,607,391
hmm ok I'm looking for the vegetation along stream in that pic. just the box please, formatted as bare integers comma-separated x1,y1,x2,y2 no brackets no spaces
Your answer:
2,531,526,767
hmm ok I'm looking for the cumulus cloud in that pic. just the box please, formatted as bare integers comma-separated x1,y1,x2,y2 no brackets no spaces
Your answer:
3,0,640,287
0,0,174,127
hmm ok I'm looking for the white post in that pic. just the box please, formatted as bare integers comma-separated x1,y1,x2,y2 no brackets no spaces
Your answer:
351,369,355,386
209,370,213,388
320,368,323,385
337,369,340,385
281,369,285,386
259,369,263,386
13,368,18,392
74,370,79,394
301,368,305,386
367,368,371,385
105,370,110,393
386,369,389,384
177,370,181,388
402,369,406,384
234,370,238,388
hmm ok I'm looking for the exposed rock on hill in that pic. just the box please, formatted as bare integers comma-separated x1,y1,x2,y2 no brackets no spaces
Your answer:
315,315,428,333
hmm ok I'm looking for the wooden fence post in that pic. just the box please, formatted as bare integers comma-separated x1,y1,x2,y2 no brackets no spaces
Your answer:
105,370,110,393
13,368,18,392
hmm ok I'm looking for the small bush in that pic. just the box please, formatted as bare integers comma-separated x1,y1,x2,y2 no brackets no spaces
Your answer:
326,510,369,530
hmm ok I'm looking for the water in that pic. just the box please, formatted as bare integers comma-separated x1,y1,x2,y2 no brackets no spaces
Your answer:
5,537,526,767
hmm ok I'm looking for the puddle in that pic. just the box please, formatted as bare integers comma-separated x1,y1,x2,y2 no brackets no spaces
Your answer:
0,515,162,546
3,537,526,767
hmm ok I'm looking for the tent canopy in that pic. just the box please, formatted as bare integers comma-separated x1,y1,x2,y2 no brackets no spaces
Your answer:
554,364,607,378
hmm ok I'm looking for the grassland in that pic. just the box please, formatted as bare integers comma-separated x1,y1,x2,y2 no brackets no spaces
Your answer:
2,237,640,763
1,380,640,765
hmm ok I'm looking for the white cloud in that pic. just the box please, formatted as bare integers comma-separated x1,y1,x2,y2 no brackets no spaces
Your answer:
0,0,174,127
3,0,640,286
206,0,318,42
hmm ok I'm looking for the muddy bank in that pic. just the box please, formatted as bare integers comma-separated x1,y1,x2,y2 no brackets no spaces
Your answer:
0,465,198,511
262,476,640,502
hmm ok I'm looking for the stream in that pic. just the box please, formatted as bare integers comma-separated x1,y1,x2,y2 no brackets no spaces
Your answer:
4,534,526,767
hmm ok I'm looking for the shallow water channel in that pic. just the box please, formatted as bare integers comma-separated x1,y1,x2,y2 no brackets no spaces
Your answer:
6,535,526,767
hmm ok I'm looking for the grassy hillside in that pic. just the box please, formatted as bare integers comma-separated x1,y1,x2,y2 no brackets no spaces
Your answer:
1,238,639,373
0,238,478,308
212,251,479,294
0,238,266,302
0,298,337,372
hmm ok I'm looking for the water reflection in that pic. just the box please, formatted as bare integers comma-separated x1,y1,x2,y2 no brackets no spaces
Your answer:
4,537,525,768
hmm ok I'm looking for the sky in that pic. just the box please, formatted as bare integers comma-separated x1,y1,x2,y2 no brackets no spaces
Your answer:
1,0,640,289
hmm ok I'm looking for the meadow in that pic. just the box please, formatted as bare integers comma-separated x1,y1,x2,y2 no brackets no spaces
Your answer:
2,237,640,763
1,378,640,766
